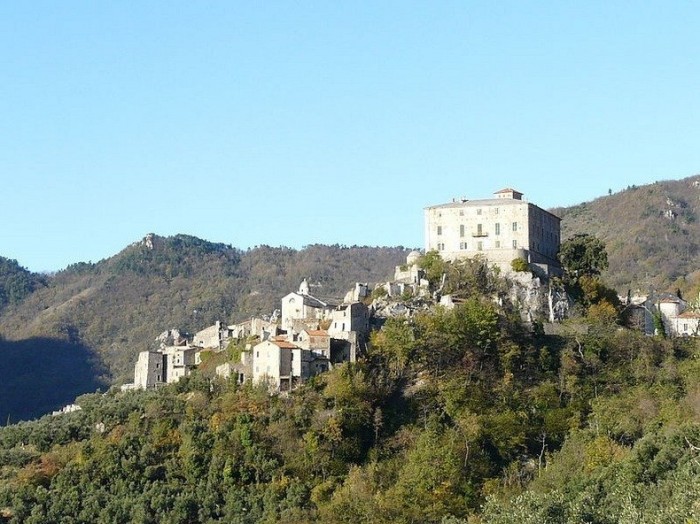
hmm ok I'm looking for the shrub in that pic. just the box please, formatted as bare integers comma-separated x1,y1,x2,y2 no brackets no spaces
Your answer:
511,258,529,272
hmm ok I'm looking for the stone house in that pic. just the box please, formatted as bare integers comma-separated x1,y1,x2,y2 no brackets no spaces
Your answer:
133,351,165,388
229,317,280,341
192,321,231,349
124,344,201,390
161,345,200,383
655,296,700,336
298,329,331,359
424,188,561,273
281,279,335,333
252,338,330,392
328,302,370,338
670,311,700,336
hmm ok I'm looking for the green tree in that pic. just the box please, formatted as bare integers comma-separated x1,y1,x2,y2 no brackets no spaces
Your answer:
558,234,608,278
418,250,447,287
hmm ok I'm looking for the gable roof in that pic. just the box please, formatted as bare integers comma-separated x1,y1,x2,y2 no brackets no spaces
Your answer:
677,311,700,319
272,340,298,349
304,329,329,337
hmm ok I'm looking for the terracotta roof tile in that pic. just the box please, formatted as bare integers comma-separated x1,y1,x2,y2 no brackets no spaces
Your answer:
305,330,329,337
272,340,298,349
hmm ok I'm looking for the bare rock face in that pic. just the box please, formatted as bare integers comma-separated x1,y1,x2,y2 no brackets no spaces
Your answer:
143,233,155,249
508,272,569,325
155,328,186,348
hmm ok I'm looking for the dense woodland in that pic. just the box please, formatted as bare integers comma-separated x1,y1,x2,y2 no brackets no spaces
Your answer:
552,174,700,295
1,252,699,523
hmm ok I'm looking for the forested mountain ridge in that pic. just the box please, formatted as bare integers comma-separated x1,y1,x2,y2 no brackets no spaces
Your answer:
0,257,46,314
0,235,410,420
551,174,700,294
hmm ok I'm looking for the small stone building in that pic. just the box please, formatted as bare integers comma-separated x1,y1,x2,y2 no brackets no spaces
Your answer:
281,279,335,333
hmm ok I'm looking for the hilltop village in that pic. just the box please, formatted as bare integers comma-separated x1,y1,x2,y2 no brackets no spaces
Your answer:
122,188,700,392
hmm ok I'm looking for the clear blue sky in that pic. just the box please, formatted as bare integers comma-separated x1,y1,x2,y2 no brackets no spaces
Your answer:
2,2,699,272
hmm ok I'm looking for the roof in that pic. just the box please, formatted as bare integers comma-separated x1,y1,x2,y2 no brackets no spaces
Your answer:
285,291,331,309
272,340,299,349
677,311,700,319
304,329,329,337
494,187,522,194
424,198,561,221
264,337,299,349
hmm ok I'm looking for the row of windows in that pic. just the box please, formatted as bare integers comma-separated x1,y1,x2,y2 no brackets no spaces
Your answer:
437,222,518,236
457,207,500,216
437,240,518,251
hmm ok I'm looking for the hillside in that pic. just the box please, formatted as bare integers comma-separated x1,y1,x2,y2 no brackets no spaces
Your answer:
0,235,410,420
0,260,698,523
552,174,700,294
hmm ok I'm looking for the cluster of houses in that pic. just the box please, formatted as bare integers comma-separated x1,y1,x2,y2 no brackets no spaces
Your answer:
122,278,372,392
122,187,700,393
624,293,700,337
123,187,565,393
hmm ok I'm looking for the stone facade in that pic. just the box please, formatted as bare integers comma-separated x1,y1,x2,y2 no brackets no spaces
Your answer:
424,188,561,272
161,346,200,383
328,302,369,338
133,351,165,388
297,329,331,359
192,321,227,349
251,338,329,392
656,297,700,336
281,279,335,333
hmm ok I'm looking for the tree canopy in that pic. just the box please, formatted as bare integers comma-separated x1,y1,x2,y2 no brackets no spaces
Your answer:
558,233,609,278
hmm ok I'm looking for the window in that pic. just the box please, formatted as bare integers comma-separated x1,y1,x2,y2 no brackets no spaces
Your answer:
437,242,445,250
495,241,501,248
459,210,464,216
459,242,467,250
460,224,465,237
477,208,482,215
477,241,483,251
495,208,499,214
512,222,518,231
512,239,517,248
477,223,483,235
437,226,442,236
495,223,500,235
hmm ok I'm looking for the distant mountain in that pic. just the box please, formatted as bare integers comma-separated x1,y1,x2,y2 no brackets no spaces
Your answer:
552,174,700,295
0,234,411,417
